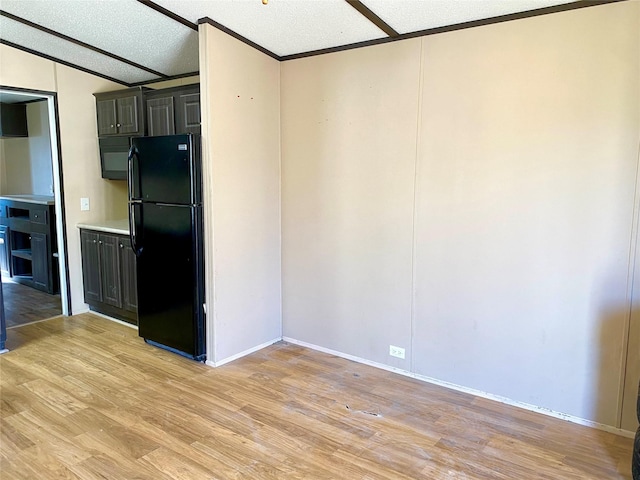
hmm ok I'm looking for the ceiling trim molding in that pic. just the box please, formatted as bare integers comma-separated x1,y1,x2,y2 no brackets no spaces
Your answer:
345,0,399,38
129,70,200,87
280,0,625,61
0,39,130,87
0,10,168,79
197,17,281,61
137,0,198,31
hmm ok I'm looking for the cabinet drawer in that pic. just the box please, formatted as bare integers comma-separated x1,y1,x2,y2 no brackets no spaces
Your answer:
30,209,47,225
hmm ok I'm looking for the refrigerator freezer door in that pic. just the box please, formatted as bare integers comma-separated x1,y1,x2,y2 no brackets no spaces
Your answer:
130,134,198,205
136,202,203,357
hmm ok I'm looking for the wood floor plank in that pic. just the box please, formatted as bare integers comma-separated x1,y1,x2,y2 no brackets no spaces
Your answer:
2,278,61,328
0,314,634,479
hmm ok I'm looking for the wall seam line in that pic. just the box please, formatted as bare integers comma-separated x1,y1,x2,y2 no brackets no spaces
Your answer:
410,38,425,374
618,136,640,428
278,60,283,340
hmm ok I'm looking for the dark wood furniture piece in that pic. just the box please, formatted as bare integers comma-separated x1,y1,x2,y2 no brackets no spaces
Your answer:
0,102,28,137
94,85,200,179
80,229,137,325
145,85,201,136
0,225,9,277
94,87,145,137
0,197,58,294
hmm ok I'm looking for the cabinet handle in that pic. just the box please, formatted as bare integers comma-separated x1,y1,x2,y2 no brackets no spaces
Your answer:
110,124,114,128
99,241,103,245
119,243,124,248
93,240,97,244
116,123,121,128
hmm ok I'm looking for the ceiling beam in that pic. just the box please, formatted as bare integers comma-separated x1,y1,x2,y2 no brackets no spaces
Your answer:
0,39,129,87
282,0,625,61
197,17,281,61
345,0,398,38
0,10,168,79
129,70,200,87
137,0,198,31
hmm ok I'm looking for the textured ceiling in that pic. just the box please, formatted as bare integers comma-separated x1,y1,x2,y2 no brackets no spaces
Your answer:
0,0,592,87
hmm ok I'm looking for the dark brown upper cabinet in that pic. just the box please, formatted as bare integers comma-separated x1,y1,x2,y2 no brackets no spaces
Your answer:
175,86,201,135
94,87,146,136
94,84,200,180
145,93,175,137
144,85,200,137
0,102,28,138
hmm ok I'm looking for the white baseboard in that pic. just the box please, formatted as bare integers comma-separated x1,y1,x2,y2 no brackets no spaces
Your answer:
206,337,282,368
282,336,636,439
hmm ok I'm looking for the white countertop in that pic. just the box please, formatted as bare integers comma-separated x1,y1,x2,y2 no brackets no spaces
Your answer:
0,194,55,205
77,219,130,235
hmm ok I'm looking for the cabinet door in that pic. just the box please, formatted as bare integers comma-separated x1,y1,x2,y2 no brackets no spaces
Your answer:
116,95,140,135
0,226,9,277
99,234,122,308
176,92,201,135
96,99,118,136
146,96,175,136
119,237,138,315
80,231,101,303
31,232,49,291
0,103,28,137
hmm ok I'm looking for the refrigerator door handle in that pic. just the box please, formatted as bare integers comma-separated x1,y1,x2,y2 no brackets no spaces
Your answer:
127,145,139,201
129,202,142,257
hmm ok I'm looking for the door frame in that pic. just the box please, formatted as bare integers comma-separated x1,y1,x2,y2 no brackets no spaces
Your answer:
0,85,71,316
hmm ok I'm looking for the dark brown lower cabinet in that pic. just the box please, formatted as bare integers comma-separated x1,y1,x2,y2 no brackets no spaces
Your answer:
0,226,9,277
30,232,49,291
80,229,137,325
0,199,58,294
100,234,121,308
119,237,138,314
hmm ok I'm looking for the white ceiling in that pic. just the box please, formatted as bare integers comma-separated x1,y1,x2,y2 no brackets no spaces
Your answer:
0,0,595,87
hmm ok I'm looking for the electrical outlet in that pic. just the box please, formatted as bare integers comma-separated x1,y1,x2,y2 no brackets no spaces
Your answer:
80,197,90,211
389,345,405,359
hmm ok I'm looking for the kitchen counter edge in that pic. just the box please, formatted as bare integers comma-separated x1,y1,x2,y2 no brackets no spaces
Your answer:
77,220,130,236
0,195,55,205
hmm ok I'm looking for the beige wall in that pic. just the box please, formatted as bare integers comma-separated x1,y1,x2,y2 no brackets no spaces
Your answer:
0,44,126,315
281,1,640,430
0,101,54,196
199,24,282,364
414,2,639,428
27,101,54,196
55,64,129,315
0,135,31,194
281,39,420,365
146,75,200,90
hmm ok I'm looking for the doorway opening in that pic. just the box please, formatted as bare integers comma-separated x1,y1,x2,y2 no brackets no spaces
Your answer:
0,87,71,328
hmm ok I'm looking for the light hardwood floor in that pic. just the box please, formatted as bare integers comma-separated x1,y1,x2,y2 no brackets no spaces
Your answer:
0,314,634,479
1,277,62,328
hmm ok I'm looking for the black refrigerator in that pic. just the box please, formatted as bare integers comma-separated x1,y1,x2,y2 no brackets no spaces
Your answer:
128,134,205,361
